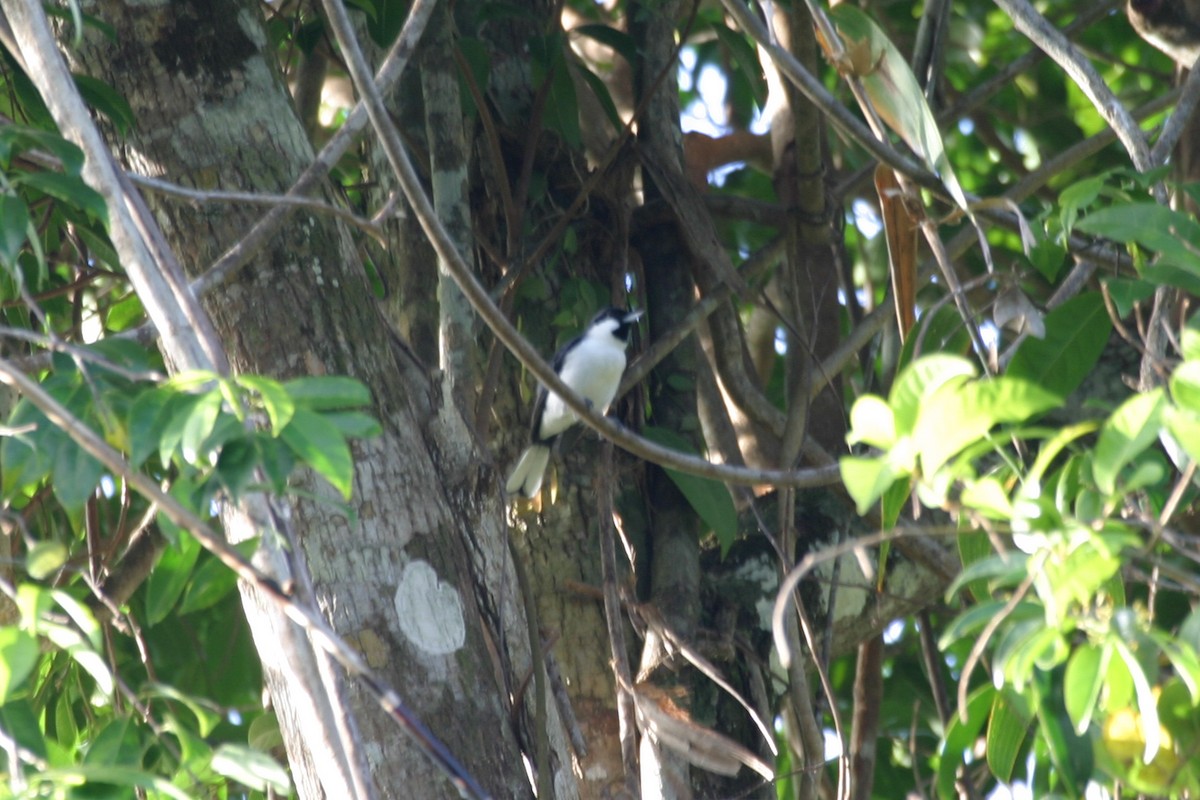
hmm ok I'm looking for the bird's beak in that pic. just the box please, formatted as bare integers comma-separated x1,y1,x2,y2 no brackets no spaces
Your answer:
624,309,644,323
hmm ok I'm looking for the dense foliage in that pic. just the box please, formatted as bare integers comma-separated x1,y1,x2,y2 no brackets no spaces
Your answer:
0,0,1199,797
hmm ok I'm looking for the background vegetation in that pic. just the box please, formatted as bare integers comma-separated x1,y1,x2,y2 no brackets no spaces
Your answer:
0,0,1197,797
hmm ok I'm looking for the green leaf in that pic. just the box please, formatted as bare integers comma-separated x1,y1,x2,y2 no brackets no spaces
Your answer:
914,377,1060,475
0,627,39,703
237,374,295,434
1076,203,1200,274
1103,277,1157,318
0,194,30,268
846,394,895,448
280,407,355,498
1170,361,1200,413
180,389,223,465
51,436,104,511
1092,388,1166,496
177,540,255,617
840,454,904,514
26,540,68,580
1183,310,1200,361
570,61,622,132
643,427,737,552
0,700,46,761
321,410,383,439
1064,643,1107,733
0,126,85,173
73,73,135,135
828,5,969,214
14,171,107,221
1007,292,1111,399
711,22,766,107
888,354,976,434
987,689,1032,783
128,386,173,468
1113,636,1163,763
283,376,372,411
211,743,291,793
145,531,201,626
936,685,995,800
572,23,638,64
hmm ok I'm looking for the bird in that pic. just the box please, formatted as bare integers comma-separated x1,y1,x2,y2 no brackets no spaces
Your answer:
505,306,643,498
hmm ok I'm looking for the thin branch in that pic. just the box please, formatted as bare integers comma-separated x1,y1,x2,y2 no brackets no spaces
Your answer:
1150,66,1200,166
127,173,387,244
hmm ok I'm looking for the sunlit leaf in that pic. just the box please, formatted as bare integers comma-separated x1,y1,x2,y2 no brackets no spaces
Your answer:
1093,388,1166,496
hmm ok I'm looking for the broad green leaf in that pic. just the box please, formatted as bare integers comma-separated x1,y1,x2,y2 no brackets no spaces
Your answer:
846,394,895,448
25,541,67,580
643,427,737,552
178,550,243,616
1184,310,1200,361
321,410,383,439
0,627,38,703
283,376,372,411
914,377,1060,475
840,454,903,514
0,194,30,267
145,682,223,737
1166,406,1200,465
83,719,142,766
1170,361,1200,412
1103,277,1157,318
960,476,1014,519
238,374,295,434
1093,388,1167,496
1076,203,1200,274
280,407,355,498
214,437,260,497
1007,292,1110,400
1114,635,1162,763
572,23,638,64
0,699,46,761
180,389,223,465
711,22,767,107
936,685,995,800
944,552,1028,601
987,689,1032,783
1064,642,1108,733
127,386,172,468
73,73,135,135
571,62,622,132
0,126,85,173
158,392,204,467
14,171,107,221
888,354,975,434
211,743,291,793
1034,670,1093,798
145,531,201,626
51,436,104,511
34,765,193,799
828,5,969,213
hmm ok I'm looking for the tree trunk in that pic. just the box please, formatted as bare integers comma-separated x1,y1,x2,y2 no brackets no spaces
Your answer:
54,1,568,796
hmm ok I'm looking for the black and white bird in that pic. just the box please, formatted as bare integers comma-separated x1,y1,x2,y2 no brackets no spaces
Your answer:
505,306,643,498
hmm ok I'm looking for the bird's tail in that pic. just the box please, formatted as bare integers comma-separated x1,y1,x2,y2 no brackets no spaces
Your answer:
505,444,551,498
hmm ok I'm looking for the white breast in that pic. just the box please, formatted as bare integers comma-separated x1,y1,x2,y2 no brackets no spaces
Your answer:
538,336,627,440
